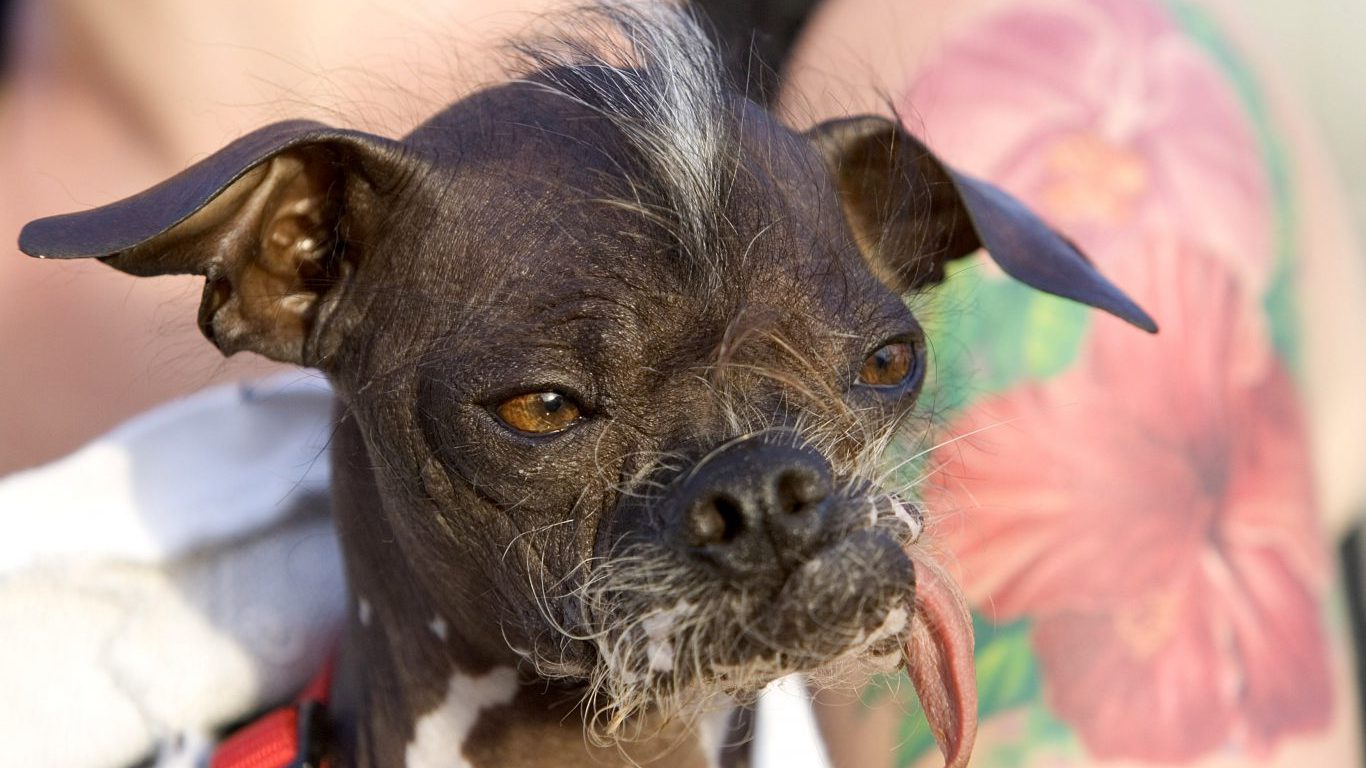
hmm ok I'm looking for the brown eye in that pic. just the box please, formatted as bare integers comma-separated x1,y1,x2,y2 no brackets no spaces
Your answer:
495,391,583,435
858,342,917,388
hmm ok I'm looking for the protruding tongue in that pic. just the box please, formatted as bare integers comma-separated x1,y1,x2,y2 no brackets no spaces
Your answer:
903,550,977,768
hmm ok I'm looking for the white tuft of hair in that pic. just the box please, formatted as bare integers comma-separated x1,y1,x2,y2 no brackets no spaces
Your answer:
510,1,735,277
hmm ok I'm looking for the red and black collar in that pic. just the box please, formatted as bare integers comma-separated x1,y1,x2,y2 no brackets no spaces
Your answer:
209,659,334,768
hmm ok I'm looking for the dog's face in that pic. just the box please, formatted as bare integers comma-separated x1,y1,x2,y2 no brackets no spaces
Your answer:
392,91,938,707
18,6,1153,763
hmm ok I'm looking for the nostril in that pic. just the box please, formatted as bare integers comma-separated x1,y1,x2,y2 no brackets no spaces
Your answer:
689,494,746,546
713,496,744,541
776,469,828,515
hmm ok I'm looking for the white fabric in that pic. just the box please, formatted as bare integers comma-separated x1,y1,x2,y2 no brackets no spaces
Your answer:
0,375,334,574
755,676,833,768
0,375,346,768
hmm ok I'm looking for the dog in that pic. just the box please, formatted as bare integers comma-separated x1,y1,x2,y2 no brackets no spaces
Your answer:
18,3,1154,766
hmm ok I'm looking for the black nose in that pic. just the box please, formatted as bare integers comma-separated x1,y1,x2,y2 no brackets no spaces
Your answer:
676,438,834,578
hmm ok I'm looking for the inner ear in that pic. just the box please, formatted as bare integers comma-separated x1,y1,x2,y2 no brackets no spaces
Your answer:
182,148,347,362
813,117,979,290
21,120,405,364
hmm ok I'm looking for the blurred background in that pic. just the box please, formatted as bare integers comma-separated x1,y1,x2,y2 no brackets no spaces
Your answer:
1243,1,1366,246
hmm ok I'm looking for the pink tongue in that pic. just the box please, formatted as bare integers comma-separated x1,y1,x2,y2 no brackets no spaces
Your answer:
903,551,978,768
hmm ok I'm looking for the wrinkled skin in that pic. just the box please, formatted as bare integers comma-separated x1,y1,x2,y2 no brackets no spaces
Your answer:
322,86,935,763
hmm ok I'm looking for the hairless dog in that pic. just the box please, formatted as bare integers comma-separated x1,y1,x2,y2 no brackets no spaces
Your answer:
19,4,1153,766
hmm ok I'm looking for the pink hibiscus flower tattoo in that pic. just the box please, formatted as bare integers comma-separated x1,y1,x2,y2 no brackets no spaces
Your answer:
927,244,1333,761
904,0,1273,288
897,0,1334,760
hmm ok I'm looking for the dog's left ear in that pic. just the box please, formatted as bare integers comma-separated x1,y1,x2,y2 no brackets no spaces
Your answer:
19,119,409,365
809,115,1157,332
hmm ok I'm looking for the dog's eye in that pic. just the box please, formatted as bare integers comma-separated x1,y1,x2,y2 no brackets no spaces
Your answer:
858,342,918,388
495,391,583,435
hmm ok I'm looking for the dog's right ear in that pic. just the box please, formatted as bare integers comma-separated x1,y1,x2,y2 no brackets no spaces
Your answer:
809,115,1156,332
19,120,408,365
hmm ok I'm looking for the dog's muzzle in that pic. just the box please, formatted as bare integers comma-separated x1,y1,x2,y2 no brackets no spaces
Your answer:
588,434,977,767
672,439,837,582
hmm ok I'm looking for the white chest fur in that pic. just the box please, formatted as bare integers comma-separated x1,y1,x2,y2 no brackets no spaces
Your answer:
404,667,519,768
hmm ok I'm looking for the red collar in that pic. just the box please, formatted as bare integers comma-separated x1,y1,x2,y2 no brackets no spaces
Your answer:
210,659,334,768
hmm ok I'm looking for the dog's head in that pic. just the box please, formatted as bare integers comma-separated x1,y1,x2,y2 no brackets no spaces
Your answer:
19,4,1152,764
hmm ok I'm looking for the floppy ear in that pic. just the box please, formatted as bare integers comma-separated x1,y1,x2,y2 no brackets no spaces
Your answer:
19,120,408,364
808,115,1157,332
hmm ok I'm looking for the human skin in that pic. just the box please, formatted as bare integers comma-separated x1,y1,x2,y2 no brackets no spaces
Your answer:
780,0,1366,766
